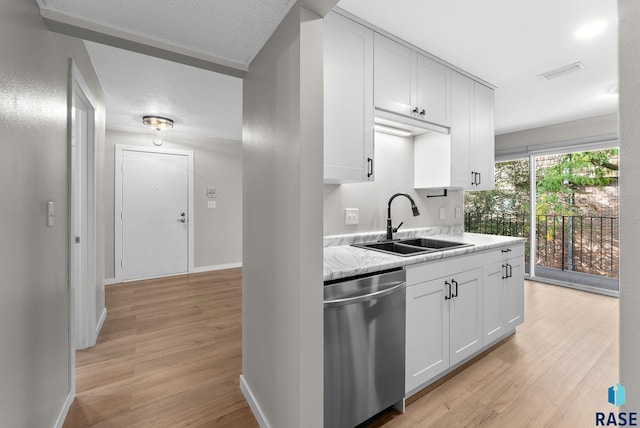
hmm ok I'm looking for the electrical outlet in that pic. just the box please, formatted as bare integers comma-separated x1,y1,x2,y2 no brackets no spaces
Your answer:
440,207,446,220
345,208,359,225
208,200,216,209
455,207,461,219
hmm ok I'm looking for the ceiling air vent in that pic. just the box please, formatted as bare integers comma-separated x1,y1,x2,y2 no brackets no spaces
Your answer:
538,62,586,80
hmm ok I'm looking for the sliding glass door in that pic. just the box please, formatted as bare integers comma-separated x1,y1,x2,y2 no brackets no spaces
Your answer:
464,148,619,293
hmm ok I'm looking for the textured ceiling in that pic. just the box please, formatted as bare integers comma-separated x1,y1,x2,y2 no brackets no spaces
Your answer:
338,0,618,135
41,0,294,65
84,41,242,141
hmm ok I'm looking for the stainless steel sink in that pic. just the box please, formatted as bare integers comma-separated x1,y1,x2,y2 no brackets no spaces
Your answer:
398,238,473,250
352,238,473,257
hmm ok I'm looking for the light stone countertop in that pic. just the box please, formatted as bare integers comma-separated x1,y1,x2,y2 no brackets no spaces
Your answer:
323,227,526,282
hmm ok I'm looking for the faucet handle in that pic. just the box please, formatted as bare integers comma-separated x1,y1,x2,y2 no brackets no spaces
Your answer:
393,221,404,233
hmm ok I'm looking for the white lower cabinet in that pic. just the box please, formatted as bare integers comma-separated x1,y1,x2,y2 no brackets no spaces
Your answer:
405,262,483,393
483,246,525,345
405,243,524,395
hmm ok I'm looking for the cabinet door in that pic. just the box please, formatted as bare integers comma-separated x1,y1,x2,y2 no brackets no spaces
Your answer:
450,72,473,188
449,268,483,366
406,279,449,392
374,33,415,118
416,54,451,127
471,82,495,190
323,12,374,183
483,261,506,345
505,256,524,329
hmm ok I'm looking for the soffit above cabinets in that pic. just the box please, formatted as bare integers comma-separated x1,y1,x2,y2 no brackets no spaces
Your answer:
36,0,296,75
337,0,618,135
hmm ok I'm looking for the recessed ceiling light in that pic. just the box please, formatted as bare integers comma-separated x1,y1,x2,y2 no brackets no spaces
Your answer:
575,21,608,39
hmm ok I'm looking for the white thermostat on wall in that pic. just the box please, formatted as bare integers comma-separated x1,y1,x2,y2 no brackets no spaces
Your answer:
207,187,216,198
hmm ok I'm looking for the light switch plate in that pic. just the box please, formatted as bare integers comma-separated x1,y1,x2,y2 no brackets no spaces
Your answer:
207,187,217,198
208,200,216,209
345,208,359,225
439,207,446,220
47,201,54,227
455,207,461,218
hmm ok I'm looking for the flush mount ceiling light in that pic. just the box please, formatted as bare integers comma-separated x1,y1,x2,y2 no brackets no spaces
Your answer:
142,116,173,146
538,62,586,80
142,115,174,131
575,21,608,39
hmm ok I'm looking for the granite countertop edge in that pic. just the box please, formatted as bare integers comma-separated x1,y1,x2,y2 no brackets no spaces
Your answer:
323,229,526,282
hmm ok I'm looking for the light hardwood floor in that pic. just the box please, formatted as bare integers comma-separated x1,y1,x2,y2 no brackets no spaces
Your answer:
64,271,618,428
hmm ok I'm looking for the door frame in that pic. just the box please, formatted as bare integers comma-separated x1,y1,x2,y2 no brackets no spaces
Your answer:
114,145,195,283
68,60,98,390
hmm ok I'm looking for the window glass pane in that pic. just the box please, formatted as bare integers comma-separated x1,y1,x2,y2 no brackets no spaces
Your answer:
464,158,531,273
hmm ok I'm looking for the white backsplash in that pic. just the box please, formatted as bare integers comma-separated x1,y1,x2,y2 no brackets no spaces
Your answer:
323,132,464,236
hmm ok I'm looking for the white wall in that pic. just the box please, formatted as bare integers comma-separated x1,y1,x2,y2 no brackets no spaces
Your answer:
242,4,325,427
619,0,640,409
0,0,106,425
324,132,464,236
103,130,243,276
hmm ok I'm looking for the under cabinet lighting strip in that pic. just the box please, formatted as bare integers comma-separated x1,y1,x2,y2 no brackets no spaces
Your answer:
374,124,412,137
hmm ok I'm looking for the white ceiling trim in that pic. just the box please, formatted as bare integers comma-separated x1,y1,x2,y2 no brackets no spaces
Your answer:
37,5,249,77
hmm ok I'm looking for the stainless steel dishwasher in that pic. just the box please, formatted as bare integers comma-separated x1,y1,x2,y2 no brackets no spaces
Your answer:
324,269,406,428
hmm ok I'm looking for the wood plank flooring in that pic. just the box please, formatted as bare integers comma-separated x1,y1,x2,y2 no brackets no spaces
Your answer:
63,269,258,428
64,272,618,427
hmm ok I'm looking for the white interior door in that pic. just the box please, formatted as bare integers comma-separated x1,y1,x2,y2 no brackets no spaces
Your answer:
70,61,97,351
120,148,191,281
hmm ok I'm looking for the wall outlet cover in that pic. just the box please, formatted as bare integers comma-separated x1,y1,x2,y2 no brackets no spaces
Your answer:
345,208,359,226
207,187,217,198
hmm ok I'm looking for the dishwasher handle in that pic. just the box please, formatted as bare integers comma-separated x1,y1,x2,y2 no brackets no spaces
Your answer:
323,281,405,307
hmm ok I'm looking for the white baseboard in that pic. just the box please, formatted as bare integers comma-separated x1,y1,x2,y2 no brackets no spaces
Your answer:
53,390,74,428
191,262,242,273
95,307,107,338
103,278,118,286
240,375,271,428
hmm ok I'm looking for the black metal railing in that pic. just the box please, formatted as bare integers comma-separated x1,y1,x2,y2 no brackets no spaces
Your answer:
465,213,619,278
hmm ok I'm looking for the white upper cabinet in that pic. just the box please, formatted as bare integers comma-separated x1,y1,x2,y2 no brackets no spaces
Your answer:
416,54,452,127
373,34,415,118
374,34,451,127
323,11,374,184
471,82,495,190
414,72,495,190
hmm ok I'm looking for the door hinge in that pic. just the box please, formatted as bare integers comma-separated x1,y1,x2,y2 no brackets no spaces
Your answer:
75,236,80,243
120,260,123,267
121,211,123,220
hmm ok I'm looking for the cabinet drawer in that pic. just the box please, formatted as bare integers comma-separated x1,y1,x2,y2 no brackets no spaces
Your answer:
406,252,485,286
486,244,524,264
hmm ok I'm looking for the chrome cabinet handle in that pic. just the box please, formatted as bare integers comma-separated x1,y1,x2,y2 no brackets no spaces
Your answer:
420,109,426,116
445,281,451,300
367,157,374,178
452,279,458,298
179,218,187,223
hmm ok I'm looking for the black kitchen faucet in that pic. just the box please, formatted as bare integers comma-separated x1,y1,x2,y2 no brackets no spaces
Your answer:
386,193,421,240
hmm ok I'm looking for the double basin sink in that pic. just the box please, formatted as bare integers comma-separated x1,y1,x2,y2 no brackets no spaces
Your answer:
352,238,473,257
